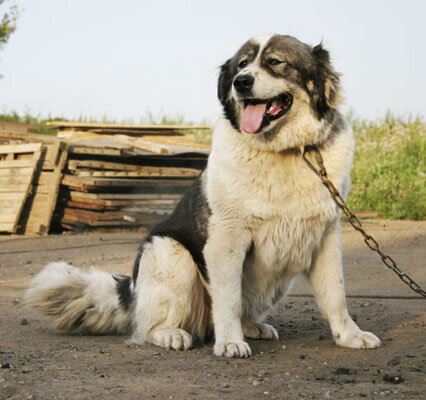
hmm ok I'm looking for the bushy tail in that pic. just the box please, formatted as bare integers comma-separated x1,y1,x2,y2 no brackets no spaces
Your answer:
24,262,133,335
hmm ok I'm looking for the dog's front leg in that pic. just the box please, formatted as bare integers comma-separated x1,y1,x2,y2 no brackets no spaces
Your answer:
307,220,381,349
204,216,252,358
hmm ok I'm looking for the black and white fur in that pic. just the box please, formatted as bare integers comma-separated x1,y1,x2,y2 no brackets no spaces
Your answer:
25,35,381,357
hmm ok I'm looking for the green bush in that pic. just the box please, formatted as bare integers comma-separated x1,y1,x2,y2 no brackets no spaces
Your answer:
347,117,425,220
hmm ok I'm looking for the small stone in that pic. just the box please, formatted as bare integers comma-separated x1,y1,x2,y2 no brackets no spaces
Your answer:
387,357,401,366
383,372,404,384
1,363,10,369
299,354,306,359
281,345,287,350
335,367,351,375
20,318,29,326
222,383,230,388
252,379,260,386
12,299,20,306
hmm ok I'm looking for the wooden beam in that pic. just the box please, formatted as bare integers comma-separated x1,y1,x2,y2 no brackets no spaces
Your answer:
0,175,33,185
68,159,199,177
46,121,212,131
114,135,172,155
0,159,38,169
0,167,34,176
0,143,43,155
69,146,122,156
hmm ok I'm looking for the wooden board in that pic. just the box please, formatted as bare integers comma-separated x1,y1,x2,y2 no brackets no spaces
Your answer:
61,174,193,190
114,135,172,154
0,159,41,169
0,121,40,132
69,146,122,156
19,146,68,235
0,131,59,145
0,143,44,155
47,121,212,131
0,167,34,177
68,190,182,200
0,143,42,233
68,159,199,177
67,192,178,207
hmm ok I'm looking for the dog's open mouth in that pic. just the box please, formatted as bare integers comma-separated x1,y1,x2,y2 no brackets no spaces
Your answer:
241,93,293,134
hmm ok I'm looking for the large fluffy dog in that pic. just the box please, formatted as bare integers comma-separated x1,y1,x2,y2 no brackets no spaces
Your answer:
25,34,381,357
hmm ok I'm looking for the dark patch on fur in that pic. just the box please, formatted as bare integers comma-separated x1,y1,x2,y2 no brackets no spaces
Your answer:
218,41,260,130
310,43,340,119
113,274,132,311
264,35,341,119
72,311,86,330
317,111,346,147
133,172,211,283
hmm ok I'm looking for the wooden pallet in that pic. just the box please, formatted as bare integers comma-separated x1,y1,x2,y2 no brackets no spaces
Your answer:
18,144,68,235
0,143,42,233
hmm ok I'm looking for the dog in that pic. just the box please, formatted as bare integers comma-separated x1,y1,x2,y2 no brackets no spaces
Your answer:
25,34,381,357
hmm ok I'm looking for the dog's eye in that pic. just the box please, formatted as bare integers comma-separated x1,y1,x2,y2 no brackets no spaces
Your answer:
238,59,248,68
267,58,282,66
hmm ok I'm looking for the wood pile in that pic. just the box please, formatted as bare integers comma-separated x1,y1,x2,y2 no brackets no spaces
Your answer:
0,122,211,235
0,143,42,233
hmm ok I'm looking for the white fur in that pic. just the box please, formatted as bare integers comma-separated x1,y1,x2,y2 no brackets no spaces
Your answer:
25,262,131,334
130,236,204,350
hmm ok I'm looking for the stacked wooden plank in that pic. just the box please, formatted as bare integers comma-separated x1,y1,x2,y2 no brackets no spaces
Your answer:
46,121,211,137
51,122,211,231
0,143,42,233
0,122,211,234
58,154,204,230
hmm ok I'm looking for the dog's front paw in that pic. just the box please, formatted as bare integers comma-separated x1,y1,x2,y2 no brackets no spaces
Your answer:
335,329,381,349
214,340,252,358
243,322,279,340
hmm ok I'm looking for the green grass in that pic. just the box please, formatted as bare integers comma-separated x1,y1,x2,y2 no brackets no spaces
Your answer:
0,110,63,135
347,116,425,220
1,111,424,220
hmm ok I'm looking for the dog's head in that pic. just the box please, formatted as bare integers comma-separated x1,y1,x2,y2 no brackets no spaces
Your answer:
218,35,342,150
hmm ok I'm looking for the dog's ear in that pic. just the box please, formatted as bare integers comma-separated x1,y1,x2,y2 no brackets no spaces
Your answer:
217,59,233,106
309,43,342,118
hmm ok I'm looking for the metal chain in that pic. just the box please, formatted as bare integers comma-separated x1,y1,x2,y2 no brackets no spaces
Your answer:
301,146,426,299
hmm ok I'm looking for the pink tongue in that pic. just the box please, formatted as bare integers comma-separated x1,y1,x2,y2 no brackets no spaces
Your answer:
241,103,267,133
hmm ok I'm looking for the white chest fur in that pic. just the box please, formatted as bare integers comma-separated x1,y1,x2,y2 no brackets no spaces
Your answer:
206,118,354,273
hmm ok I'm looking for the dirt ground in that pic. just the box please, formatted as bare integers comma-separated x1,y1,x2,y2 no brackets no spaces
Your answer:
0,220,425,400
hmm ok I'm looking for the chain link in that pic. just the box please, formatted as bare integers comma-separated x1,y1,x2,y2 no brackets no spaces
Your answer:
302,146,426,299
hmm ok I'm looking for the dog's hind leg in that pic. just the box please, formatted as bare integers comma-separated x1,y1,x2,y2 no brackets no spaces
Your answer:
131,236,210,351
307,221,381,349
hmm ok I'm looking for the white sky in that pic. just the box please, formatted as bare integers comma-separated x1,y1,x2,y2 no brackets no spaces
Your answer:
0,0,425,123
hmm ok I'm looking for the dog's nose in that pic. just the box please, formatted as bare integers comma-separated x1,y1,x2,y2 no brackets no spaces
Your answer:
233,74,254,93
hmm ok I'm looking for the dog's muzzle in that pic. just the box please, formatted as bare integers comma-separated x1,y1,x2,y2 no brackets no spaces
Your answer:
233,74,254,95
